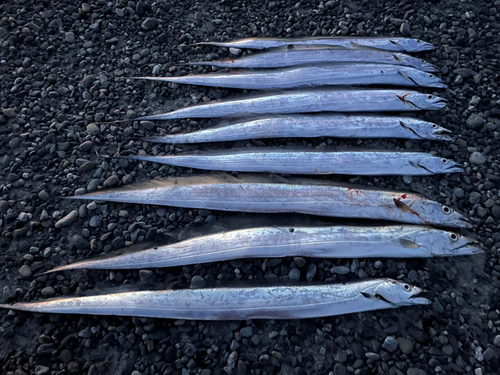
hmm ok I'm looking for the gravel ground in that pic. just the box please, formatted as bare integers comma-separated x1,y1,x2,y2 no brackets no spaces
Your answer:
1,0,500,374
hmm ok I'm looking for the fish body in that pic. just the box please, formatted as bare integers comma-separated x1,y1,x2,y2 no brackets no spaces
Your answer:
196,37,435,52
139,115,452,144
0,279,430,320
135,64,445,89
188,45,437,72
124,149,463,176
67,174,471,228
133,89,447,122
48,225,481,272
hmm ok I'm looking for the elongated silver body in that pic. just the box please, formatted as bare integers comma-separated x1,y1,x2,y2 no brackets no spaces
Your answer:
47,226,481,273
139,115,452,144
188,46,436,72
132,89,447,122
0,279,430,320
196,37,435,52
67,174,471,228
124,149,463,176
135,64,445,89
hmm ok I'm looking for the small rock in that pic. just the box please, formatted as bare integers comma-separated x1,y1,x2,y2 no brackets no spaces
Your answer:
79,141,93,152
86,123,99,135
41,287,55,297
330,266,350,274
407,369,426,375
19,265,32,278
229,48,242,56
65,32,75,43
141,18,158,30
288,268,300,281
240,327,252,337
72,234,90,249
103,175,119,188
453,187,465,199
190,275,206,288
397,337,414,354
3,108,17,118
55,210,78,228
400,22,411,36
466,114,485,129
382,336,399,352
39,190,50,201
81,75,95,89
469,152,486,165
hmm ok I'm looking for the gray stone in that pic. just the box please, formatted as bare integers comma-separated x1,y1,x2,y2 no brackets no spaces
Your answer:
400,22,410,36
55,210,78,228
240,326,253,337
453,187,465,199
72,235,90,249
330,266,350,274
469,151,486,165
229,48,242,55
103,175,119,188
41,286,55,297
407,369,426,375
382,336,399,352
469,192,481,205
87,124,99,135
288,268,300,281
65,32,75,43
140,121,155,130
466,114,485,129
3,108,17,118
19,265,32,278
190,275,206,288
81,75,95,89
79,141,93,152
492,206,500,219
333,363,347,375
87,179,100,191
397,337,414,354
142,18,158,30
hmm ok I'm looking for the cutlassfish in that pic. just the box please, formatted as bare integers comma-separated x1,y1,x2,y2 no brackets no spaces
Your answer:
126,89,447,122
187,45,437,72
195,36,435,52
46,225,481,273
139,115,452,144
122,149,463,176
133,64,446,89
0,279,430,320
66,174,471,228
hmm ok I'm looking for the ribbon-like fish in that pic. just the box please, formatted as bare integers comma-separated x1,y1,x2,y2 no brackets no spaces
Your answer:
46,225,481,273
195,37,435,52
133,64,446,89
122,149,463,176
66,174,471,228
187,45,437,71
0,279,430,320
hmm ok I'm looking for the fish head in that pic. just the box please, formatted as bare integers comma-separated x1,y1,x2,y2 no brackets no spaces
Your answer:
400,120,452,141
399,68,447,88
397,39,435,52
362,279,430,307
402,93,447,110
393,54,437,72
417,155,464,174
410,229,483,257
415,199,472,228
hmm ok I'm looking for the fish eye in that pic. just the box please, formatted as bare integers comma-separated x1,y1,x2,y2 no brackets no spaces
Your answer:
448,233,459,241
403,284,411,291
442,158,448,164
442,205,452,214
428,74,434,78
427,95,433,99
420,59,426,62
289,228,294,233
432,124,438,128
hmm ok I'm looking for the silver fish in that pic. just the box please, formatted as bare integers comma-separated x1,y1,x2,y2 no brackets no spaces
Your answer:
122,149,463,176
47,225,481,273
133,64,446,89
131,89,447,122
195,37,435,52
0,279,430,320
187,45,437,72
139,115,452,144
66,174,471,228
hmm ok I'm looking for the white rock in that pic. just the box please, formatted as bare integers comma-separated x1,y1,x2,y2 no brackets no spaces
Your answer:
229,48,242,56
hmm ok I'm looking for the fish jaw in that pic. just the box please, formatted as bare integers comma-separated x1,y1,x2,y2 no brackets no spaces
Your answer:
431,126,453,141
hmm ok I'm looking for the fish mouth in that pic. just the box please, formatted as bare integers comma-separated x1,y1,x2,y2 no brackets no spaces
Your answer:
455,240,483,255
444,164,464,174
433,127,452,141
416,42,435,52
422,63,438,73
456,216,473,229
432,82,448,89
409,293,431,305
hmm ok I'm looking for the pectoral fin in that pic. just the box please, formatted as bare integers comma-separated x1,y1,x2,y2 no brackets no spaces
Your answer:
399,238,420,249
